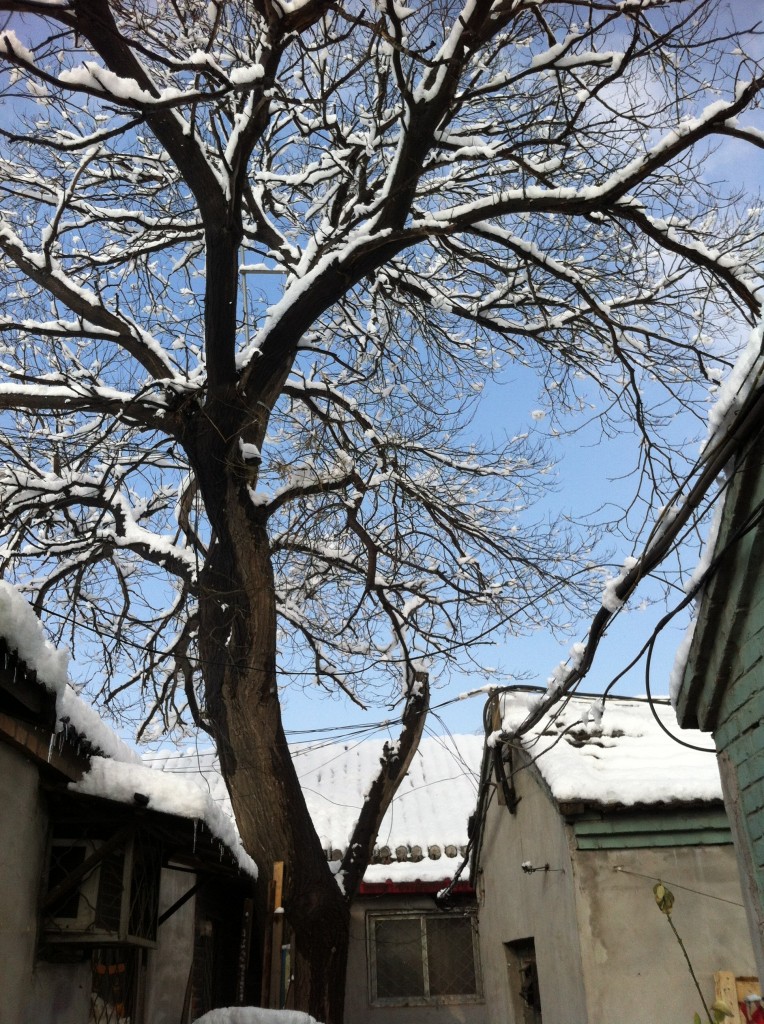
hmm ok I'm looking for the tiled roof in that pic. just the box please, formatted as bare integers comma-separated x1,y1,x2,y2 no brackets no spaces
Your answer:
148,733,485,883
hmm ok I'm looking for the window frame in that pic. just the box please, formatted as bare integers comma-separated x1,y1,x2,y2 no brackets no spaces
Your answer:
366,909,483,1008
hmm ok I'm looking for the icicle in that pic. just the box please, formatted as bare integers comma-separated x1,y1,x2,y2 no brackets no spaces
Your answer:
193,818,198,853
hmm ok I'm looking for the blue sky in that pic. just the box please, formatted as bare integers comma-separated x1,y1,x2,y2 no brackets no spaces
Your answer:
1,1,762,748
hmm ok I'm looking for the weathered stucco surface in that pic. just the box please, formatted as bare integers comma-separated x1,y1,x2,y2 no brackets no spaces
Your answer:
476,751,756,1024
572,844,754,1023
477,757,586,1024
344,894,486,1024
0,742,92,1024
144,867,198,1024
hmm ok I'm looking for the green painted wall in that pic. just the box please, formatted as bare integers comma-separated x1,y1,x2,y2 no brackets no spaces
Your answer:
677,440,764,976
573,808,732,850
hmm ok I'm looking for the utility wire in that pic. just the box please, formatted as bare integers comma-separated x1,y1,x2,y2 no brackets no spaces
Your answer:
613,867,744,908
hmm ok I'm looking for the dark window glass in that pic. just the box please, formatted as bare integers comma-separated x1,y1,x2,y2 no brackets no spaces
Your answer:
374,917,425,998
371,913,480,1004
427,916,477,996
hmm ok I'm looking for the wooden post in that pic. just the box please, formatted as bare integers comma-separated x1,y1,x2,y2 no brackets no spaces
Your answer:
261,862,285,1009
716,970,743,1024
269,863,285,1008
715,970,763,1024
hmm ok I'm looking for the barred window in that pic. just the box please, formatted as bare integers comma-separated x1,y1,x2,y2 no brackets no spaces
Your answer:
368,911,482,1006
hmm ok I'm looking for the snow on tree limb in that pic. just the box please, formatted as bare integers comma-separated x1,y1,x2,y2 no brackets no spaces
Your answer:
498,322,764,744
0,3,763,1015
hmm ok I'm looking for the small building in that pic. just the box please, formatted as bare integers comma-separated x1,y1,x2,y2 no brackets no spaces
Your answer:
159,733,487,1024
0,582,258,1024
299,734,486,1024
475,689,757,1024
674,427,764,981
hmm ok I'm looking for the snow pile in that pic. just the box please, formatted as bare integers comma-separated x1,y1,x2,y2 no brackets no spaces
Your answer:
71,756,256,877
193,1009,320,1024
0,580,69,687
499,691,721,807
0,581,139,763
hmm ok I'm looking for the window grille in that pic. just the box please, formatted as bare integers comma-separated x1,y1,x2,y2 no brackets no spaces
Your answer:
368,911,482,1006
42,829,160,946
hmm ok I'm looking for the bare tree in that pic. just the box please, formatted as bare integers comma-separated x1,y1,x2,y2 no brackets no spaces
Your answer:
0,0,762,1018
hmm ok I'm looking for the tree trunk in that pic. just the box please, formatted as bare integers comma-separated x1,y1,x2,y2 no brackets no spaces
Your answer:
188,395,350,1022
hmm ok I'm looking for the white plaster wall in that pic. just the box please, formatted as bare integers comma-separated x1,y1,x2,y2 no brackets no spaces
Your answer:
572,843,757,1024
343,894,487,1024
0,743,92,1024
476,764,586,1024
143,867,197,1024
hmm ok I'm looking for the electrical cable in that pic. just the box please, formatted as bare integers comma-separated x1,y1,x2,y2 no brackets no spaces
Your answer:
612,867,744,908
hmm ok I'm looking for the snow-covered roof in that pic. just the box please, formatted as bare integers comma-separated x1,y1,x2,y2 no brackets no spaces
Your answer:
148,733,485,884
296,734,484,884
0,581,255,876
0,580,139,763
70,756,256,877
497,691,722,808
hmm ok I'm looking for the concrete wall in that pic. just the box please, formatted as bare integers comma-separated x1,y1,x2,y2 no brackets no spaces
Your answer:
476,754,757,1024
477,760,586,1024
0,742,202,1024
344,894,486,1024
24,961,92,1024
572,843,755,1024
144,867,198,1024
0,742,93,1024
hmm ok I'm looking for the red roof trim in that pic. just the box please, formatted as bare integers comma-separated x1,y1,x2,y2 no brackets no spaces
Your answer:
358,879,474,896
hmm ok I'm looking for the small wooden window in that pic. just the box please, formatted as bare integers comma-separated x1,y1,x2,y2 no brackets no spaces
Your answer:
505,938,542,1024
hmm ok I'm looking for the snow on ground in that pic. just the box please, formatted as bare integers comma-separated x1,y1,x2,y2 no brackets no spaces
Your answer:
499,691,721,807
193,1009,320,1024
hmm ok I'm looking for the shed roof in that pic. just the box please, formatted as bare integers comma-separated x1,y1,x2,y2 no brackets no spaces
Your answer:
0,581,256,876
497,691,723,809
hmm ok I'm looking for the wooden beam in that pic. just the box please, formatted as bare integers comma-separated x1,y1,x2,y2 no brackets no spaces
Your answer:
157,876,208,927
0,711,88,781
